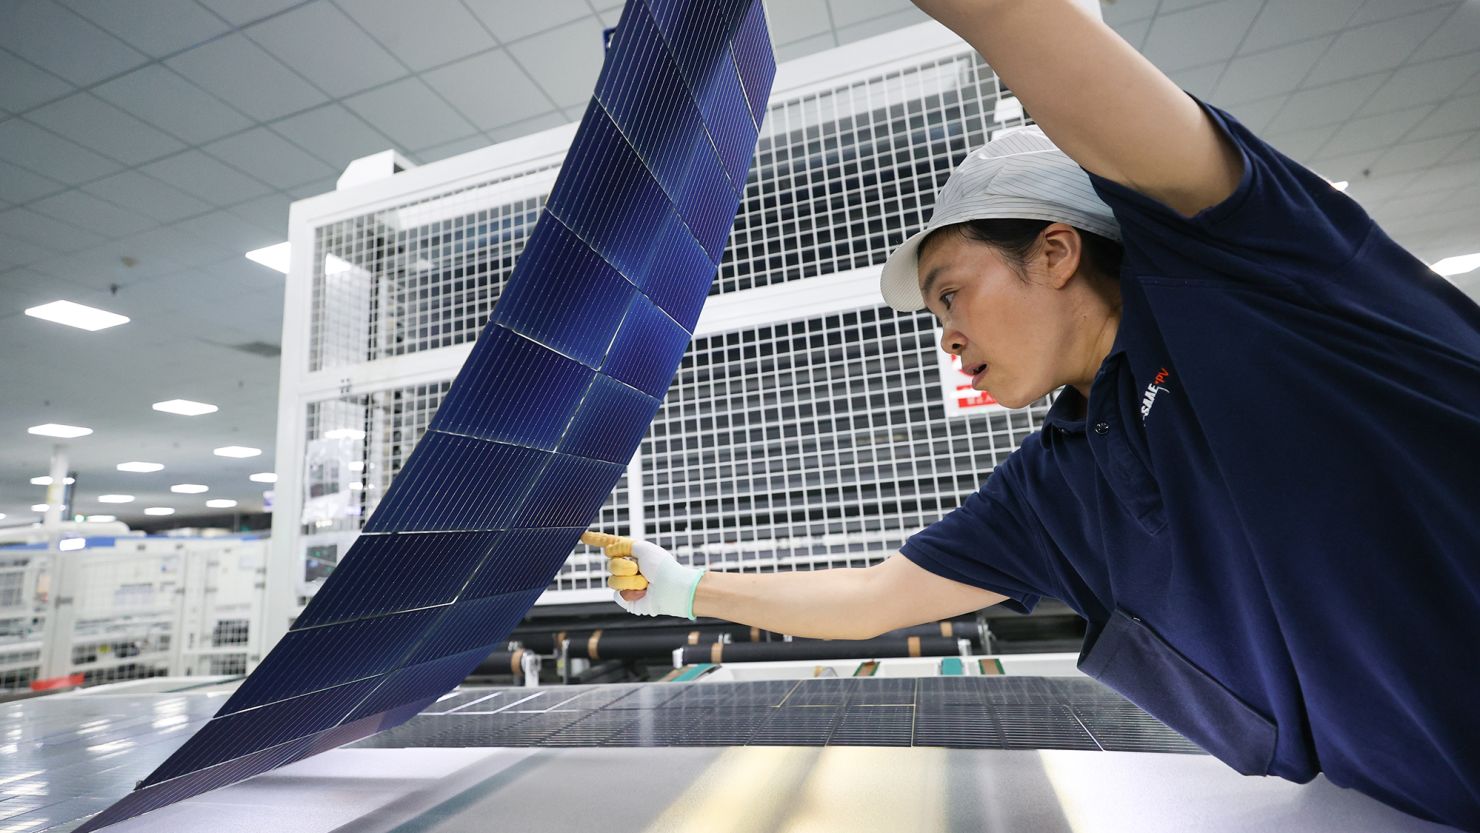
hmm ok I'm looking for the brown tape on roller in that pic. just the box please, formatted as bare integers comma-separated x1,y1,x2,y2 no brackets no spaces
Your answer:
939,621,951,637
908,636,921,657
687,631,700,645
588,629,603,661
710,642,723,663
750,627,759,642
510,649,524,676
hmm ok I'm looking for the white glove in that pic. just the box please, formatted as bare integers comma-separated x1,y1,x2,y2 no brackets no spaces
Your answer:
582,532,705,620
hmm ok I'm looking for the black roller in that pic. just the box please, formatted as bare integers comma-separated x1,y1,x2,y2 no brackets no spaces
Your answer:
470,649,527,678
680,635,960,664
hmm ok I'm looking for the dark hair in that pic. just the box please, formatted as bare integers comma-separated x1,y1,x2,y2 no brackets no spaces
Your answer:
922,218,1123,282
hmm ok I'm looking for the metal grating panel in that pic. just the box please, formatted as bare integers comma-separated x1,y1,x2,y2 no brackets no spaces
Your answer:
352,677,1205,755
79,2,775,829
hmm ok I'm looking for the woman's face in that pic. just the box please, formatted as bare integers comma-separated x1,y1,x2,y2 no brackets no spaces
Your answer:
917,228,1079,409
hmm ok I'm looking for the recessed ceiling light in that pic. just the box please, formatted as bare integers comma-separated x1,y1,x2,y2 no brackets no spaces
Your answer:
1431,252,1480,278
86,515,116,523
97,495,135,504
25,300,129,331
248,472,277,483
213,446,262,458
205,499,238,509
170,484,208,494
28,424,93,439
59,538,86,551
152,399,218,416
245,241,290,274
347,461,364,472
117,462,164,473
30,476,77,486
0,513,7,521
144,507,175,516
324,428,365,440
1330,180,1349,192
348,481,364,491
31,504,49,512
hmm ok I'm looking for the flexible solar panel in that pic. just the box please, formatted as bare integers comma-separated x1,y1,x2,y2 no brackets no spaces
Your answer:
77,2,774,829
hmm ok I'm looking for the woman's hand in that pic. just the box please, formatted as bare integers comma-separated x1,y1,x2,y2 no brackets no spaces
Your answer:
582,531,706,620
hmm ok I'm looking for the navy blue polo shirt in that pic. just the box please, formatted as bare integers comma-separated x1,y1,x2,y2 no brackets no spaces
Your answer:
901,97,1480,830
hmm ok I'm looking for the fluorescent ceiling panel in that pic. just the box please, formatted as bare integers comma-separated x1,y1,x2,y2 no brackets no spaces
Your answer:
25,300,130,331
152,399,218,416
78,1,774,828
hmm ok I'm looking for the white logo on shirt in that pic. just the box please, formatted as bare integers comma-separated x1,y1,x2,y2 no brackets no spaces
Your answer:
1141,367,1172,422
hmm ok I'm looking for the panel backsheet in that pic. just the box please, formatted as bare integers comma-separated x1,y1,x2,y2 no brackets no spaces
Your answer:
79,2,774,829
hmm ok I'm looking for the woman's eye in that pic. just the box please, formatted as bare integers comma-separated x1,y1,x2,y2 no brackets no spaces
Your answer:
939,291,955,310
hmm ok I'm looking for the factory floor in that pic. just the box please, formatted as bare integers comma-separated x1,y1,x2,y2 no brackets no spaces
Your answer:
0,675,1454,832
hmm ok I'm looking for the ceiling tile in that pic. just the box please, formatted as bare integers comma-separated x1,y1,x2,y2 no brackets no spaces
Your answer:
25,243,170,289
506,16,607,110
1213,37,1334,106
246,2,406,97
93,65,254,144
1109,17,1152,53
1370,132,1470,176
0,234,57,272
463,0,592,45
285,176,338,200
117,225,240,270
339,0,496,71
226,194,291,238
835,7,929,45
485,110,570,144
1408,0,1480,62
0,50,74,113
80,171,213,224
1262,123,1341,162
26,93,186,166
203,128,336,190
1241,0,1362,54
1317,104,1437,159
58,0,231,57
1405,92,1480,141
343,77,477,152
0,0,147,85
412,134,489,164
196,0,302,26
1356,52,1480,117
1166,61,1224,99
1348,0,1459,28
422,49,552,131
0,158,67,203
0,207,106,252
827,0,913,29
1102,0,1162,27
0,119,120,184
141,150,274,205
762,0,830,45
775,32,836,64
166,33,328,121
1141,1,1262,73
1441,132,1480,164
174,210,283,256
1263,73,1386,133
30,189,159,238
267,104,396,168
1302,8,1450,89
1403,158,1480,196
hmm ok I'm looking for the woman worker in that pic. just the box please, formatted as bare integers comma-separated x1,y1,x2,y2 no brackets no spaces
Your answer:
588,1,1480,828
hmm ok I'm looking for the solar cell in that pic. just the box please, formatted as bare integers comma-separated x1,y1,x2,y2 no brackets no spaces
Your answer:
78,1,773,828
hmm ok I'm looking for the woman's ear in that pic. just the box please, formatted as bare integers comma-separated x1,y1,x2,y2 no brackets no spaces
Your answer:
1039,223,1083,289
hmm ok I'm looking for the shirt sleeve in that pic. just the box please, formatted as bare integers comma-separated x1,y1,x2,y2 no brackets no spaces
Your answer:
1085,94,1377,290
899,451,1054,616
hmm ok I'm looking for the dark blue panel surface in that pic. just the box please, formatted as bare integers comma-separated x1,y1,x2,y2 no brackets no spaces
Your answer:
460,527,588,599
362,434,550,533
491,219,637,367
82,2,773,827
602,294,693,397
510,453,630,529
292,531,502,629
221,608,442,715
559,373,664,464
429,325,596,446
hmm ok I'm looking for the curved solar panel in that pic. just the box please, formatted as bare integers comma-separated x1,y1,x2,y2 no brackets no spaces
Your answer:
78,1,774,829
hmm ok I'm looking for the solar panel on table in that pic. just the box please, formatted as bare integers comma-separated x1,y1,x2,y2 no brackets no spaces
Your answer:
78,1,774,829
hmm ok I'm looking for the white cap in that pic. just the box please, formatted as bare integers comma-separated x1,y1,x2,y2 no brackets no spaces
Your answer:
879,125,1122,312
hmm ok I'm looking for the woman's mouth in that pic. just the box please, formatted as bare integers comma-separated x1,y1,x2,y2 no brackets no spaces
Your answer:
969,362,988,386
